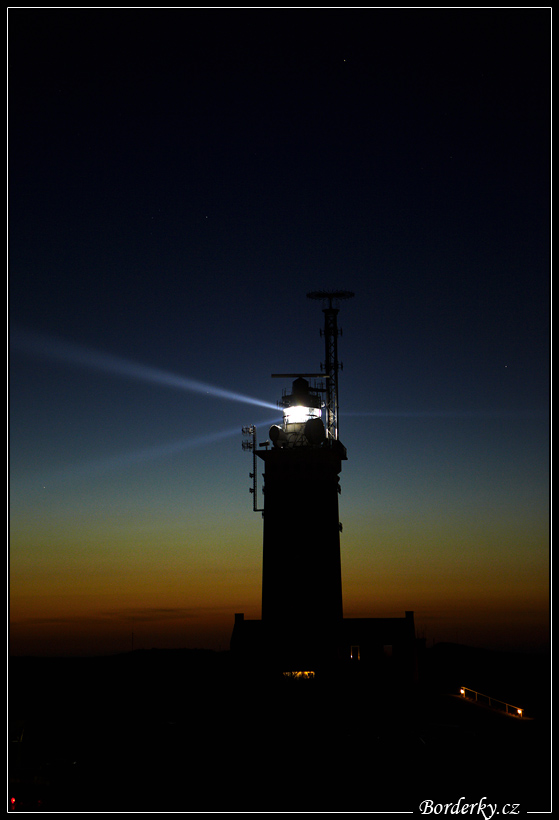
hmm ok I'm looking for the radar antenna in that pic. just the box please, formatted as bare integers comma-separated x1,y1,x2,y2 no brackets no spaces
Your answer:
307,290,354,442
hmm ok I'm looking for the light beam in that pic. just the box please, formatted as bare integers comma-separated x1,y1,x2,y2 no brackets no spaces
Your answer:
52,420,280,482
11,328,277,411
344,409,547,419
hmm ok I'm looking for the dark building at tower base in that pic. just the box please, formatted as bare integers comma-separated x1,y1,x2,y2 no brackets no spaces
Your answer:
231,610,418,686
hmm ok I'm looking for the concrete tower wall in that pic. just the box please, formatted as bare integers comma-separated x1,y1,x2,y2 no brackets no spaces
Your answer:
259,447,344,637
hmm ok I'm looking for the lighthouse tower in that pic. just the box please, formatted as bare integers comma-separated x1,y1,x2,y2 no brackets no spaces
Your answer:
260,375,345,670
232,291,418,683
233,292,354,673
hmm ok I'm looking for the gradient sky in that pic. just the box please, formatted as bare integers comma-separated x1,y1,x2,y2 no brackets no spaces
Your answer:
9,9,550,656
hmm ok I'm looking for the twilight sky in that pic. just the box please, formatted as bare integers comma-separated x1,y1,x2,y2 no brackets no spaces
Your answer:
9,9,549,656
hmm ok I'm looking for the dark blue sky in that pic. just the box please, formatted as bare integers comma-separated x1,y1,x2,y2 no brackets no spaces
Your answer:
9,10,550,655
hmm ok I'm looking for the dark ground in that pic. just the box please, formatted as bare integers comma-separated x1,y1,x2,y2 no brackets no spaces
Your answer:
8,644,551,813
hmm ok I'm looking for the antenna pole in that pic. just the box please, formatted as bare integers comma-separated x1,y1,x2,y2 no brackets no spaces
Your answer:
307,290,354,441
242,425,264,513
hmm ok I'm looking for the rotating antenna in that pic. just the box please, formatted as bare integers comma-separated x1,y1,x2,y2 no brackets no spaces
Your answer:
307,290,354,441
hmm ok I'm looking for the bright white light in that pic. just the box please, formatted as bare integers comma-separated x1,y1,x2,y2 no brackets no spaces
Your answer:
283,405,321,425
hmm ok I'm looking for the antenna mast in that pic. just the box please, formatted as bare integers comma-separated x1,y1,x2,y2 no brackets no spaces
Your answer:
307,290,354,441
242,425,265,513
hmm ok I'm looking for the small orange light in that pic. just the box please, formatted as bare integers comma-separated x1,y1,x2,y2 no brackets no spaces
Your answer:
517,708,522,716
460,688,465,695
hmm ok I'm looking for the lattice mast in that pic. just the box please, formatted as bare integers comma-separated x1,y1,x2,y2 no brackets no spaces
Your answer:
307,290,355,441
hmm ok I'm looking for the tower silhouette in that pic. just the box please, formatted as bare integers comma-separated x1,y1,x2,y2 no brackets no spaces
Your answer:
260,381,344,670
232,292,417,683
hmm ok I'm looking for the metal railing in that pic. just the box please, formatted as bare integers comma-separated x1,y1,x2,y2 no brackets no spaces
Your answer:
459,686,524,718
